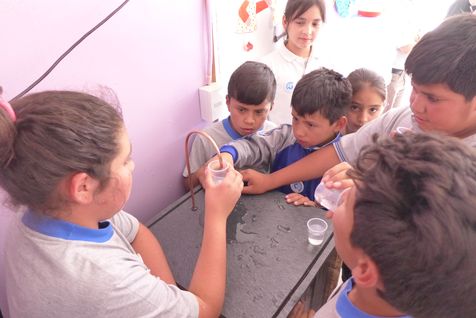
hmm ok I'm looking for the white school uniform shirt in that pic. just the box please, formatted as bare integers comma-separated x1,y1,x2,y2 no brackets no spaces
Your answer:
259,41,325,125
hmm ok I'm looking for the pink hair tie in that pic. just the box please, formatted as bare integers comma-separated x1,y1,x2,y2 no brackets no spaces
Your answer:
0,97,16,123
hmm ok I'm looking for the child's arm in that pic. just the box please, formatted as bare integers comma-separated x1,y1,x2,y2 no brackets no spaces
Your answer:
240,108,401,194
222,125,294,170
131,223,176,285
188,167,243,318
241,145,341,194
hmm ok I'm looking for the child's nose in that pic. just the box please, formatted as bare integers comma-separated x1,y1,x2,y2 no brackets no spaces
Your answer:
244,113,255,124
359,112,370,124
294,125,304,137
306,24,313,35
410,90,425,114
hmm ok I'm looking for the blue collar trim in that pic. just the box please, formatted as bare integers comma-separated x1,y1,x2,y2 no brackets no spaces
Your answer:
223,116,267,139
22,210,113,243
223,116,242,140
308,132,342,151
336,279,412,318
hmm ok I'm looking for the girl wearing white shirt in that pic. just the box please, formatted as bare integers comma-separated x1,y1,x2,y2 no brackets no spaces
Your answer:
259,0,327,125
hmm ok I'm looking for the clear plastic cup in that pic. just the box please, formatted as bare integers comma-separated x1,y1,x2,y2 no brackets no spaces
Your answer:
307,218,328,245
314,182,345,211
207,160,229,184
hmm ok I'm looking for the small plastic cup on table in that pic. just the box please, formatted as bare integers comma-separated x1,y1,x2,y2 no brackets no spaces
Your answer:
307,218,328,245
207,160,229,184
314,182,345,211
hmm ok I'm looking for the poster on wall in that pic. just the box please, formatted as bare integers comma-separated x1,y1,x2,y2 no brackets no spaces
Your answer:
212,0,283,87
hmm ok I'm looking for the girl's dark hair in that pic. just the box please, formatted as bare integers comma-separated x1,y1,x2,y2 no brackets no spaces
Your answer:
227,61,276,105
405,14,476,101
284,0,326,23
347,68,386,101
0,90,124,213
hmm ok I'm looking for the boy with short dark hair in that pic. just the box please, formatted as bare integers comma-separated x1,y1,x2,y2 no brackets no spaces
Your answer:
316,133,476,318
183,61,277,190
219,68,351,205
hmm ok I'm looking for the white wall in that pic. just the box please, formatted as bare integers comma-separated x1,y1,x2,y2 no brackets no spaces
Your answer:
213,0,455,87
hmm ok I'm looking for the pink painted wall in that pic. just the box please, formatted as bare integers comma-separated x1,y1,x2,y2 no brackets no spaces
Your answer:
0,0,207,221
1,1,207,314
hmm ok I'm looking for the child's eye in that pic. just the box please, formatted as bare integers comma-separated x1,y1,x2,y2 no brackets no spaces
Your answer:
350,105,360,112
238,108,247,113
312,21,321,27
369,107,380,113
427,95,441,103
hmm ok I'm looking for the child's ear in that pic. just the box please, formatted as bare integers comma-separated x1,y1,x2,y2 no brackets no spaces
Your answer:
332,116,347,132
226,95,231,112
282,15,288,30
470,95,476,111
69,172,99,205
352,255,380,288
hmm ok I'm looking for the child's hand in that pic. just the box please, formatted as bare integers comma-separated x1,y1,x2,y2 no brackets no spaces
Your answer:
321,162,354,190
240,169,272,194
287,299,316,318
285,193,316,207
203,166,243,220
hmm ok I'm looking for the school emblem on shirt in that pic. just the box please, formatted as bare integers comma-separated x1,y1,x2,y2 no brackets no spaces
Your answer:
285,81,294,92
290,181,304,194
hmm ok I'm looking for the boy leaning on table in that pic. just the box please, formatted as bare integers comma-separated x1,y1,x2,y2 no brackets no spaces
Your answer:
217,68,351,207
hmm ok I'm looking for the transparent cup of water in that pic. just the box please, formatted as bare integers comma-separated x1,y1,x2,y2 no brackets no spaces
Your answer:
207,160,229,184
307,218,328,245
314,182,345,211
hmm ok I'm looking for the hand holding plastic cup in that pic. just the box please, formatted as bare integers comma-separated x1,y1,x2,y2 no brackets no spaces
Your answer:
307,218,328,245
314,182,345,211
207,159,229,184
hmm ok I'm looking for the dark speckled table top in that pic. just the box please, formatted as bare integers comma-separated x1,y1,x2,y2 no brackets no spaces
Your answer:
148,188,334,318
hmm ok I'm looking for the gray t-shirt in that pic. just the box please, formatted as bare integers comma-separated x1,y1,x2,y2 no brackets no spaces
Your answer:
183,117,276,176
5,210,198,318
334,106,476,164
